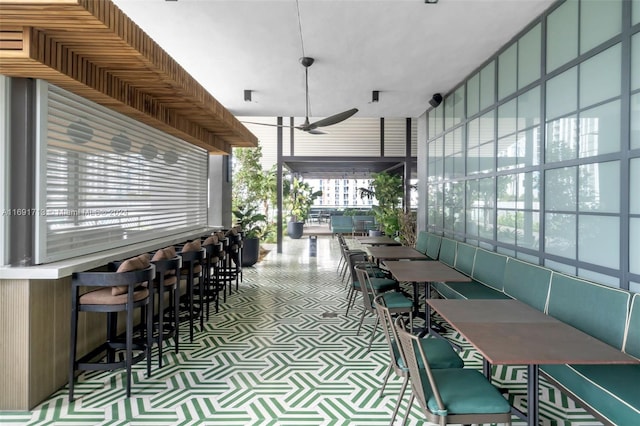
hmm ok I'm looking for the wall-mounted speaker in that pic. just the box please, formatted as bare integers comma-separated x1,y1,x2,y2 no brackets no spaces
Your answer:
429,93,443,108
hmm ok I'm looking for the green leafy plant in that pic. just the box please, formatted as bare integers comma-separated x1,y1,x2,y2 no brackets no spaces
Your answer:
287,177,322,222
232,205,267,239
232,146,282,241
359,172,404,236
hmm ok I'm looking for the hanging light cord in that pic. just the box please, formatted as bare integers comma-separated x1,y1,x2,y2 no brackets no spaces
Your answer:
296,0,312,119
295,0,306,58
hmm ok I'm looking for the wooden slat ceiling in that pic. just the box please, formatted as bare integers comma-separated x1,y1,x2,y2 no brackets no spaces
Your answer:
0,0,258,154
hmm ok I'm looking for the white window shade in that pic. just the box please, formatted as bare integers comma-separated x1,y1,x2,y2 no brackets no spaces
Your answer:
36,82,208,264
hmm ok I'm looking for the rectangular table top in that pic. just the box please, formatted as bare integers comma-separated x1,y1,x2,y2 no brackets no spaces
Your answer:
384,260,471,283
366,245,428,261
428,299,639,365
355,236,402,246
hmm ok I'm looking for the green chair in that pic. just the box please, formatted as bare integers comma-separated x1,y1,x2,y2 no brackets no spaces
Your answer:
345,252,397,316
374,294,463,425
394,317,512,426
354,265,413,352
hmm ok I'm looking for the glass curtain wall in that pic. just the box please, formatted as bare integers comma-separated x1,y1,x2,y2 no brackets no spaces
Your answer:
426,0,640,291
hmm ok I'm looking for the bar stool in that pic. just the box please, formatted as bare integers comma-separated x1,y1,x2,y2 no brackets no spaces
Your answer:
223,228,241,292
202,235,223,316
216,231,232,297
234,226,244,283
68,255,154,401
178,240,204,342
150,247,181,367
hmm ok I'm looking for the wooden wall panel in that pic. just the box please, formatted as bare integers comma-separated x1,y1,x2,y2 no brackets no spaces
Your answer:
0,279,30,410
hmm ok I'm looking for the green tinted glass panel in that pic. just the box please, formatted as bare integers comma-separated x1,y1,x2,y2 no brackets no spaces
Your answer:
497,174,517,204
498,99,517,138
580,0,622,54
498,44,517,100
579,44,621,108
428,110,436,140
517,127,541,167
467,73,480,117
478,142,495,174
546,0,578,72
546,166,577,211
632,219,640,275
518,171,540,205
633,33,640,91
479,111,495,143
467,146,480,175
433,104,443,136
632,93,640,149
546,67,577,120
634,0,640,25
517,87,541,129
497,210,516,244
467,117,480,148
480,61,495,110
630,158,640,214
545,213,576,259
497,135,517,171
578,215,619,269
453,86,465,125
578,161,620,213
546,116,578,162
578,100,621,157
517,210,540,250
444,97,454,131
518,23,541,88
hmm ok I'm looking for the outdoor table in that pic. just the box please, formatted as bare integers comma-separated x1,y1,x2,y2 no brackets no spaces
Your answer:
366,245,428,262
356,236,402,246
427,299,639,426
384,260,470,337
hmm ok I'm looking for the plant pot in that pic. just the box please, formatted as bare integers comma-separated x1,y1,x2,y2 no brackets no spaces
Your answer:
287,221,304,239
368,230,383,237
241,237,260,266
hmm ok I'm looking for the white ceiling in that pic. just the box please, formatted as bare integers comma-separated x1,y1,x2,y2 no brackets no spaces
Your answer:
113,0,555,121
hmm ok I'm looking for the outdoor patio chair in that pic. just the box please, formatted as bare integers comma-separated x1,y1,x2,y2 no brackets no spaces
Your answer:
355,265,413,352
394,317,512,426
345,252,397,316
373,294,463,425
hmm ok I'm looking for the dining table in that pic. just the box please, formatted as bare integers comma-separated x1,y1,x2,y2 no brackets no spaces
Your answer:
427,299,639,426
366,245,428,262
384,260,471,337
355,235,402,246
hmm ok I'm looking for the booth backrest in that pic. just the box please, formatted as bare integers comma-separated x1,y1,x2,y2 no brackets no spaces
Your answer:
415,231,429,255
503,258,552,312
426,234,443,260
454,242,476,276
625,293,640,359
547,273,631,350
472,248,508,292
330,215,354,233
439,238,457,267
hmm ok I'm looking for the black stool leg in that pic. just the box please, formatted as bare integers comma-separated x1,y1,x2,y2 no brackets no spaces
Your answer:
68,289,79,402
125,293,133,398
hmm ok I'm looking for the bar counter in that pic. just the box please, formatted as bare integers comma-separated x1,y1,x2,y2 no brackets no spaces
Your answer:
0,227,216,410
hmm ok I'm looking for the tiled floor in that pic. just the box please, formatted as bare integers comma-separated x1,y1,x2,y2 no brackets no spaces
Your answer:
1,236,603,425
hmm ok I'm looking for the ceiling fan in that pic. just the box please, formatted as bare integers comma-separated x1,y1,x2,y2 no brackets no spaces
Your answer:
242,57,358,135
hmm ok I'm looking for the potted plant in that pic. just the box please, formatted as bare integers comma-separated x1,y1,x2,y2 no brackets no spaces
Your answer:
233,205,267,266
359,172,405,237
286,177,322,239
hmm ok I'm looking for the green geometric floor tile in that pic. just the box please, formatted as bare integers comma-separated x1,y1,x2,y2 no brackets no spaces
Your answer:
3,236,607,425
